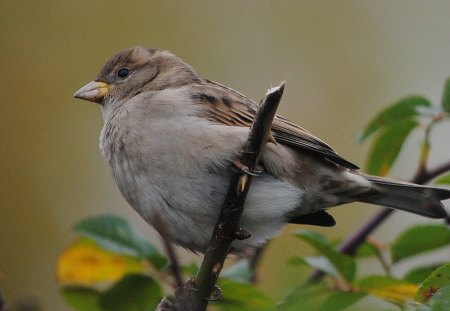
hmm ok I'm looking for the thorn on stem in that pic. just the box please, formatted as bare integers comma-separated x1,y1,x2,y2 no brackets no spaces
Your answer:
237,175,248,193
268,133,277,145
204,285,223,302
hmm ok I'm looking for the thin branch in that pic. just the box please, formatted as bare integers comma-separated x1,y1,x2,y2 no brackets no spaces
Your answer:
186,83,285,311
307,159,450,283
249,244,268,283
415,160,450,184
154,214,184,288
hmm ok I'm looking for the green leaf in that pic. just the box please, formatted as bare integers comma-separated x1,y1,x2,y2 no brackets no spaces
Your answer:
429,285,450,311
276,283,331,311
216,280,273,311
294,231,356,282
99,274,162,311
319,292,366,311
442,77,450,113
405,265,443,284
288,256,307,266
357,276,418,303
74,214,167,269
221,259,252,283
417,263,450,303
355,241,380,258
365,119,418,176
60,286,103,311
391,225,450,263
181,262,199,276
302,256,339,277
435,173,450,185
359,96,431,142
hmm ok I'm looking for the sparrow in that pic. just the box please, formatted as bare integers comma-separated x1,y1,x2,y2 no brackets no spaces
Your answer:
74,47,450,253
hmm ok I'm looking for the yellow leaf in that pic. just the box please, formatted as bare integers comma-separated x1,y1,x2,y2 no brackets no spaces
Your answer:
368,284,418,303
57,238,145,285
358,276,418,304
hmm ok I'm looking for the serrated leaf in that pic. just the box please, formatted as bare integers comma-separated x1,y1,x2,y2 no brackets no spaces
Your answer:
429,285,450,311
57,238,145,284
319,292,366,311
74,214,166,269
359,96,431,142
221,259,252,283
417,263,450,303
366,119,418,176
294,231,356,282
435,173,450,185
99,274,162,311
216,280,273,311
357,276,418,303
60,286,103,311
442,77,450,113
391,225,450,263
405,265,443,284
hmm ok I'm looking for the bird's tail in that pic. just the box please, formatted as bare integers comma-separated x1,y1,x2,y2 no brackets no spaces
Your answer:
360,175,450,219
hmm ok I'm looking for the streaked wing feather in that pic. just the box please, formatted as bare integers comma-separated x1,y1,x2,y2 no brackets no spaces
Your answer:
193,80,359,169
272,117,359,169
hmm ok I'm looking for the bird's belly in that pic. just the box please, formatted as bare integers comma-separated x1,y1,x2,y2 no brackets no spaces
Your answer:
101,116,303,253
111,154,303,253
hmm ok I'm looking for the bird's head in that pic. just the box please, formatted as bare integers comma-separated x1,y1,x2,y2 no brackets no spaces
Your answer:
74,46,199,106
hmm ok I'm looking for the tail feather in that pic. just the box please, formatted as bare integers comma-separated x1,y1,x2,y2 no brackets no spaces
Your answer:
360,176,450,219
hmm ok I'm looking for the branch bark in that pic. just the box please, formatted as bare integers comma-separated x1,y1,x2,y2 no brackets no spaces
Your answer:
188,82,285,310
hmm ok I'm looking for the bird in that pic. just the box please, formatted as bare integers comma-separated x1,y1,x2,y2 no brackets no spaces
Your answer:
74,46,450,254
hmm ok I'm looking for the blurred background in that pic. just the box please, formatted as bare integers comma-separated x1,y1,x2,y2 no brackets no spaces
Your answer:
1,1,450,310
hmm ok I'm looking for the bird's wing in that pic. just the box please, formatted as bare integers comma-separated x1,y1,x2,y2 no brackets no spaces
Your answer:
193,80,359,169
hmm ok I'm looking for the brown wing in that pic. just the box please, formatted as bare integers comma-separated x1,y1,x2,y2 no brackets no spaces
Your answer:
192,80,359,169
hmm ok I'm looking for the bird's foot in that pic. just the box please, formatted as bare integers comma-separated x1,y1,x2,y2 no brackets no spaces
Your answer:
232,159,262,176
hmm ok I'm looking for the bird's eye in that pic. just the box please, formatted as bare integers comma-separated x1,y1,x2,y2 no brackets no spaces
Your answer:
117,68,130,78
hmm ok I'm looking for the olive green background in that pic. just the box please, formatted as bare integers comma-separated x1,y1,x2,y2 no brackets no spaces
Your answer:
1,1,450,310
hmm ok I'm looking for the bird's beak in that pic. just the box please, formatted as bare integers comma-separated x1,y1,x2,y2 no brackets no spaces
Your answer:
74,81,111,104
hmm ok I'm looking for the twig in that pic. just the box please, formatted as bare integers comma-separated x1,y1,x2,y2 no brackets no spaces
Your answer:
249,244,268,283
307,159,450,283
186,83,285,311
414,160,450,184
154,214,184,288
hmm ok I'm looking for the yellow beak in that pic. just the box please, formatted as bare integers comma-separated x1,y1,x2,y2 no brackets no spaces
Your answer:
74,81,110,104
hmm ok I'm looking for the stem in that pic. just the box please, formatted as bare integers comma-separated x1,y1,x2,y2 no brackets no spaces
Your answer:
249,244,267,283
189,83,285,311
154,214,184,288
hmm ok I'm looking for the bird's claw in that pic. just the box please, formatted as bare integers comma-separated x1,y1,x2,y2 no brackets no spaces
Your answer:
232,160,261,176
185,277,199,292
